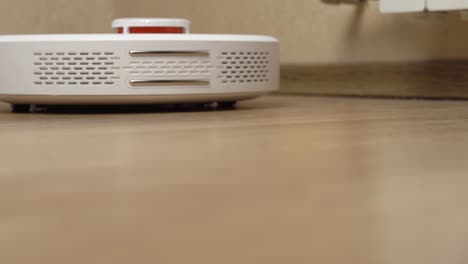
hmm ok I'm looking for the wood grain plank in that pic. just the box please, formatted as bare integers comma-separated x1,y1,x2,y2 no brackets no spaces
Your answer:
1,95,468,264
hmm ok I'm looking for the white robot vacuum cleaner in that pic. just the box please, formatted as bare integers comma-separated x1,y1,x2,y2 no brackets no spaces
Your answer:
0,18,279,112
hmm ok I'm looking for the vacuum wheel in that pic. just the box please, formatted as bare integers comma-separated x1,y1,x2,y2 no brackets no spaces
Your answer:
217,101,237,109
11,104,31,113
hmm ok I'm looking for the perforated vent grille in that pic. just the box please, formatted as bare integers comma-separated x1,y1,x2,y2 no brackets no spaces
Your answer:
123,51,271,86
31,50,273,87
218,51,270,84
33,52,121,86
124,59,217,77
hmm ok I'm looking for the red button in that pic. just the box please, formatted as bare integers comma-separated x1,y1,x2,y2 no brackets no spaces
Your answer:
113,18,190,35
117,26,186,34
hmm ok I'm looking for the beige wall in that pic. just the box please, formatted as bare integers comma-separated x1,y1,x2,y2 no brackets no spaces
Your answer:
2,0,468,64
0,0,115,34
114,0,468,64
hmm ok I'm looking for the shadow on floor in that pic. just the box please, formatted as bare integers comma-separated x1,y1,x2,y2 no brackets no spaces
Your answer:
11,102,240,115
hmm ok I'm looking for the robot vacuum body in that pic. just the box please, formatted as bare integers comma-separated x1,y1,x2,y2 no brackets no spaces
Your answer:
0,19,279,110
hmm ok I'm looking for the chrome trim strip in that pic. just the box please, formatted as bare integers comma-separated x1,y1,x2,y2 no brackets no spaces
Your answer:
129,50,210,57
129,79,210,87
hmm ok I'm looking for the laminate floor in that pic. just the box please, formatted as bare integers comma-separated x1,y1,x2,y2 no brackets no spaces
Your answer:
1,95,467,264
